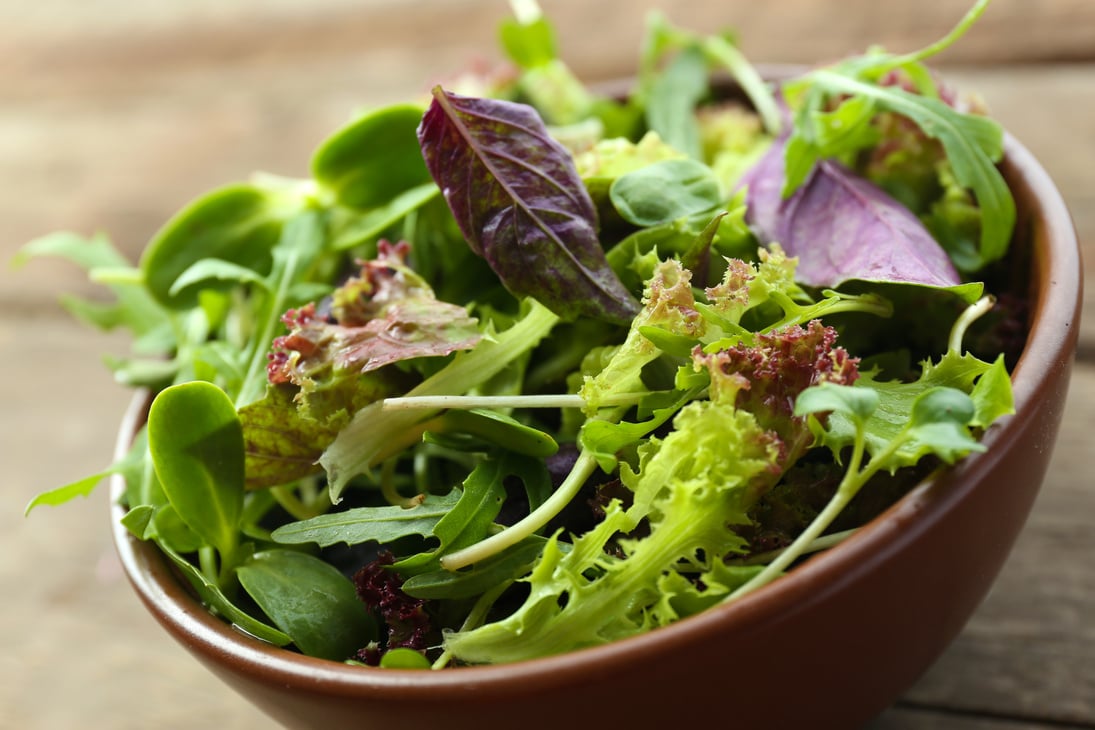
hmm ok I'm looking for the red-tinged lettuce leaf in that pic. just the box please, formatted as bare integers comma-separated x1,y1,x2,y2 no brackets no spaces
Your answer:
267,241,482,394
741,138,963,291
242,242,481,488
417,87,639,324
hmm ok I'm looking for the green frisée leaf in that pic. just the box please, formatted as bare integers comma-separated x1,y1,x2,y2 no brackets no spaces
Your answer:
444,398,773,664
237,549,377,661
417,87,639,323
148,381,245,558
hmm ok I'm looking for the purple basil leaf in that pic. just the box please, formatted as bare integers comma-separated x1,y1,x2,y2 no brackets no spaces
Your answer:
741,138,961,289
417,87,639,324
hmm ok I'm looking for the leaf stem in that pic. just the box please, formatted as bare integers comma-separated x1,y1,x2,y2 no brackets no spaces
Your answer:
440,449,598,571
727,424,870,600
702,35,783,136
948,295,996,354
270,485,320,522
381,392,650,412
431,580,513,669
887,0,993,68
726,527,858,566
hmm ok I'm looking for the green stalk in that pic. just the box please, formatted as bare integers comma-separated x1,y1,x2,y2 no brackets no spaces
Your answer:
440,449,598,570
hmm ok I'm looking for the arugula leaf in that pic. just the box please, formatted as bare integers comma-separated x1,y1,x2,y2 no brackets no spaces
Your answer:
807,350,1012,470
644,45,708,159
271,491,461,548
417,87,639,323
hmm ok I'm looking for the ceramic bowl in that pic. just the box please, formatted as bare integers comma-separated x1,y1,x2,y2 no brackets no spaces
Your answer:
110,102,1081,730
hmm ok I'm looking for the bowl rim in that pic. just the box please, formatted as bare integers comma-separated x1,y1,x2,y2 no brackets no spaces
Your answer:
110,126,1082,698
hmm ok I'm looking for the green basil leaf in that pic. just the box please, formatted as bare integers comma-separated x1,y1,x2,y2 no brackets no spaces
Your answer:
237,549,376,661
609,158,722,227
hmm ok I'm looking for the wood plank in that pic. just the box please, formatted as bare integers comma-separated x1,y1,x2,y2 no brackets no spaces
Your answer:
870,704,1091,730
877,362,1095,726
1,0,1092,82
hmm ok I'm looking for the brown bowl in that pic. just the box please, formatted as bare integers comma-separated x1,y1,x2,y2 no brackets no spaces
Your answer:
110,121,1081,728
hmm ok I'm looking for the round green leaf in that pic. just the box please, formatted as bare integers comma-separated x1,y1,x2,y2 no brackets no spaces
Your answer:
312,103,431,210
379,647,431,669
141,184,299,308
147,381,244,556
609,158,722,227
237,549,376,661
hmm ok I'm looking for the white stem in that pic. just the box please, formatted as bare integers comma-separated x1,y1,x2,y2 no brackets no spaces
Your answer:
440,450,598,571
948,295,996,353
380,392,651,412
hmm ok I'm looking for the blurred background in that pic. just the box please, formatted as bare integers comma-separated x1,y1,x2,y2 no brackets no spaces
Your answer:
2,1,1092,728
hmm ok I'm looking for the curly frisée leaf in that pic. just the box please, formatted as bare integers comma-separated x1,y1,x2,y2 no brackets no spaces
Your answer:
417,87,639,323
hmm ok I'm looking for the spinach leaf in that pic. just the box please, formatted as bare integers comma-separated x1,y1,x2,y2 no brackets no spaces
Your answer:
417,87,639,323
311,103,431,210
237,549,376,660
147,381,244,560
140,183,306,308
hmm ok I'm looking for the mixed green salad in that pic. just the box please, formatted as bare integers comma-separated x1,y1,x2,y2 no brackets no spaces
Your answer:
22,0,1020,669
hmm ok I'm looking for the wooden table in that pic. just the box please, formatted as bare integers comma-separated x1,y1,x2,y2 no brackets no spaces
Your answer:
3,2,1092,727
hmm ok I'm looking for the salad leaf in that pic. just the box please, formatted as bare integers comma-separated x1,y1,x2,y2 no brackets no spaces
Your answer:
237,549,376,660
147,381,244,560
417,87,639,323
320,300,560,500
271,491,462,549
609,158,723,227
809,350,1013,470
742,140,963,289
266,241,482,394
140,183,307,308
444,397,774,664
311,103,431,210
